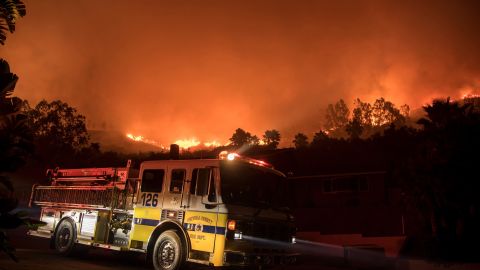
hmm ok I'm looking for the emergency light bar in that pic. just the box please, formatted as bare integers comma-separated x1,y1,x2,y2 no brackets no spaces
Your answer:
218,151,274,169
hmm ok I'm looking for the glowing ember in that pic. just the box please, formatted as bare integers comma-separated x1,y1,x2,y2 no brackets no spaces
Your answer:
174,138,201,149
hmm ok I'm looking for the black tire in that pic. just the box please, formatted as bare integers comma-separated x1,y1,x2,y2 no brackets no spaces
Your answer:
152,230,186,270
54,218,77,255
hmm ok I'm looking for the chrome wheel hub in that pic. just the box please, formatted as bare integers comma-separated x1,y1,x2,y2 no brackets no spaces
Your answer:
159,240,176,268
58,227,71,248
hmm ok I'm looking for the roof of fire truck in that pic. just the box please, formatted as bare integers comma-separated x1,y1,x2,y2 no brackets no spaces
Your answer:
140,151,286,177
46,152,285,185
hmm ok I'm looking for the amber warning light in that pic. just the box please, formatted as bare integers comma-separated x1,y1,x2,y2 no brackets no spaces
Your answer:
227,220,236,231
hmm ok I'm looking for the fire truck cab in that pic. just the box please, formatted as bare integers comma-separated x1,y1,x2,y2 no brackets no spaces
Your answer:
29,153,297,270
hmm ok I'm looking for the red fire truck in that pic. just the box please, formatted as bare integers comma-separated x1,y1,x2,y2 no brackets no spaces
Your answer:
28,152,297,270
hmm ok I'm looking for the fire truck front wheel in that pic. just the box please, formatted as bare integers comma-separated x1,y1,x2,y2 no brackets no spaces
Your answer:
54,218,77,255
152,230,186,270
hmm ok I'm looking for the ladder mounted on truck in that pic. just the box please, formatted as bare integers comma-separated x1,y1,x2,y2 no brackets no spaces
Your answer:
30,160,140,210
47,160,132,186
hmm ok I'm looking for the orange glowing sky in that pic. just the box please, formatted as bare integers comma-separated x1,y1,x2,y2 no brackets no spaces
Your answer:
1,0,480,146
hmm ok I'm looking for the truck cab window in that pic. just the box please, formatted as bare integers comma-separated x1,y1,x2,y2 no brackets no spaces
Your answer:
194,168,216,202
195,169,210,196
190,168,217,202
170,169,185,193
141,169,164,193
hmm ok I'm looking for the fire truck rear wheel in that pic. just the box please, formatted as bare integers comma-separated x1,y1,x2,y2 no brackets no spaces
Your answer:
54,218,77,255
152,230,185,270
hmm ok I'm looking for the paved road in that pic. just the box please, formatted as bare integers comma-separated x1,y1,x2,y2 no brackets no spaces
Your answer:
1,216,356,270
0,248,349,270
3,227,478,270
0,229,355,270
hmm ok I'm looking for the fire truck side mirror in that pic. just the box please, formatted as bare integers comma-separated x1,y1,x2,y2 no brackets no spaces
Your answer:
201,195,222,206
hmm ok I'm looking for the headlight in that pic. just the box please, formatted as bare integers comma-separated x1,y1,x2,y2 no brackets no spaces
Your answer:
291,236,296,244
234,232,243,240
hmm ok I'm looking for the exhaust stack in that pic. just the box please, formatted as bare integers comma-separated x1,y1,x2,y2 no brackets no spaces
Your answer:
170,144,180,160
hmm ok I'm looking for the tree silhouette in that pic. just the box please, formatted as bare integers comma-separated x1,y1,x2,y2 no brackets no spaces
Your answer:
0,59,20,115
324,99,349,131
345,118,363,140
250,135,260,146
371,97,407,126
0,59,42,262
229,128,253,147
350,98,409,138
262,129,281,149
398,98,480,260
293,133,308,149
0,59,33,172
352,98,373,126
0,0,26,45
417,98,466,130
1,5,45,261
25,100,90,151
311,130,329,146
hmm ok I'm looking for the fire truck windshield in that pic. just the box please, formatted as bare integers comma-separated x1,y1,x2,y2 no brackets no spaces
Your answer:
220,161,288,208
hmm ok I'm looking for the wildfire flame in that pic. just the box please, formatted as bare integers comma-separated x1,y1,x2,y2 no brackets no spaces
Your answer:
126,133,227,150
174,138,201,149
204,140,222,147
126,133,143,141
462,93,480,99
125,133,165,149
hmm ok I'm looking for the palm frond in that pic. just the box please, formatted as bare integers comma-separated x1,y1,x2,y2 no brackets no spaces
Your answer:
1,0,20,32
0,0,26,44
0,73,18,98
14,0,26,17
0,22,7,45
0,58,10,73
0,59,18,100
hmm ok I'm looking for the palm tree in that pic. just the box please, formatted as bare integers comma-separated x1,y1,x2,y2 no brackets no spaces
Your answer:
0,0,26,45
0,59,21,115
0,3,38,261
0,58,39,262
262,129,280,149
417,98,469,130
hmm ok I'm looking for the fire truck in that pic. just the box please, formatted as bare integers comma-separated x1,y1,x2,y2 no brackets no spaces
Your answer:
28,152,297,270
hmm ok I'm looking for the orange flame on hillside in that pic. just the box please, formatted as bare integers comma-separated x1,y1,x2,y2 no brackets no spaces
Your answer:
204,140,222,147
126,133,144,141
125,133,166,149
126,133,227,150
174,138,201,149
462,93,480,99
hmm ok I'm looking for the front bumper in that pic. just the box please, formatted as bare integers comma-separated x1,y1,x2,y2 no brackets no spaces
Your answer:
223,250,298,266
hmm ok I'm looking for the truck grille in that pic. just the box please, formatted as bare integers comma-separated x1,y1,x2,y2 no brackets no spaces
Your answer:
254,223,290,242
242,221,292,242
